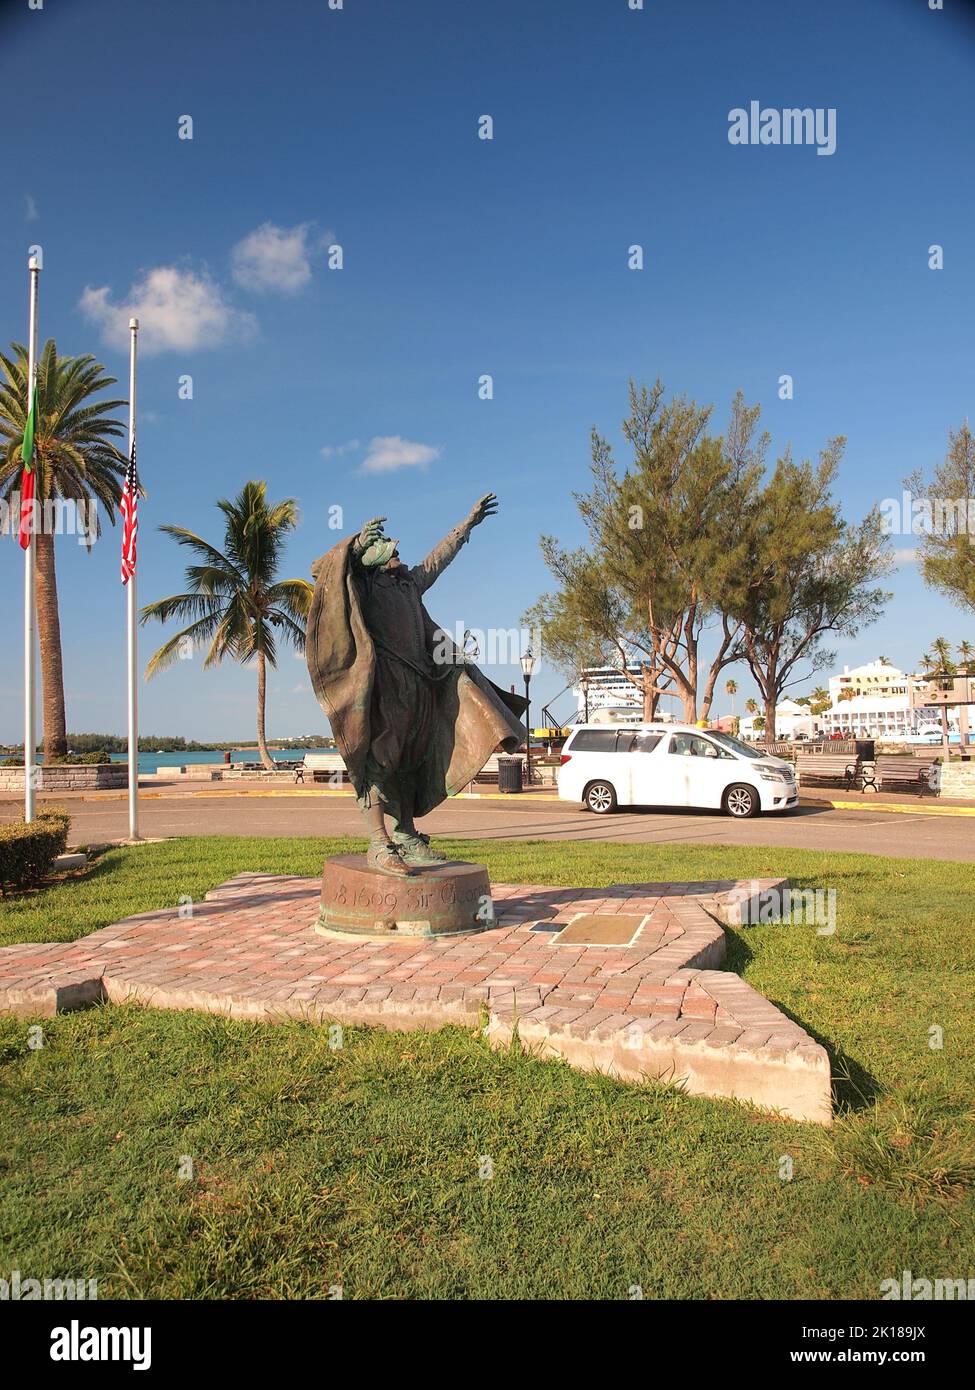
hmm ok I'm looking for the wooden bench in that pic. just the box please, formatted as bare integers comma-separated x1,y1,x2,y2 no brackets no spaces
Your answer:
795,752,860,789
863,755,937,796
294,753,346,785
764,742,795,759
473,754,503,784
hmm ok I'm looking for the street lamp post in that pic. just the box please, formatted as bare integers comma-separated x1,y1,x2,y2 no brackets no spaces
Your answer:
580,672,590,724
935,669,953,760
521,648,536,786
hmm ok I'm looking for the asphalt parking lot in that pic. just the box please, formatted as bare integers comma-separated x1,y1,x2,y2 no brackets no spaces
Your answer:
4,786,972,862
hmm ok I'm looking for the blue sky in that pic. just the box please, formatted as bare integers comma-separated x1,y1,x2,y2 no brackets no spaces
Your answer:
1,0,973,742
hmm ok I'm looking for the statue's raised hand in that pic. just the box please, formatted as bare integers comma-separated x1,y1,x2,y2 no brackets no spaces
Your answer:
354,516,387,556
467,494,498,529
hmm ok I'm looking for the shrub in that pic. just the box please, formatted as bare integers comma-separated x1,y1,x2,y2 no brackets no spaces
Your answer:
48,752,112,766
1,757,24,767
0,808,71,893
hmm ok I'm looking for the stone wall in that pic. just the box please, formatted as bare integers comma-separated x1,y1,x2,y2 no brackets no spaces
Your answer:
938,763,975,800
0,764,128,792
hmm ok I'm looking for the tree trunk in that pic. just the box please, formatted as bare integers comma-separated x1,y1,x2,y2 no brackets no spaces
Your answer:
764,694,778,749
33,529,68,761
681,617,699,722
642,680,658,721
256,648,275,770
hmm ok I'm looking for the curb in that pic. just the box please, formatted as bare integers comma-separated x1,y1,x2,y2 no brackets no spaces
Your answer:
821,797,975,817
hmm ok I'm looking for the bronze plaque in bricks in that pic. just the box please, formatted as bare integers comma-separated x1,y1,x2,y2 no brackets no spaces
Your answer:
318,854,493,938
556,913,646,946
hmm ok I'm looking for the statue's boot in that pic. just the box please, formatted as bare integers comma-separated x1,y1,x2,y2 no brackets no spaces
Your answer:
366,837,416,877
392,829,448,866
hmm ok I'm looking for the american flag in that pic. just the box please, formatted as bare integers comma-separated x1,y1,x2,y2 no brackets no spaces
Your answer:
120,440,138,585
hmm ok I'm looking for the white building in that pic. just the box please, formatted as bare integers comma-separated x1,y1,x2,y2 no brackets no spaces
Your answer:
739,699,818,741
821,660,928,739
828,659,910,705
738,661,919,741
804,659,972,740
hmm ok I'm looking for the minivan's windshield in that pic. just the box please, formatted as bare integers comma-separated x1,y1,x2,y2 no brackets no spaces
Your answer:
707,731,764,759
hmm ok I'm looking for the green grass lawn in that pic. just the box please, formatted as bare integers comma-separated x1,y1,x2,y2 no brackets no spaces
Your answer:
1,835,973,1299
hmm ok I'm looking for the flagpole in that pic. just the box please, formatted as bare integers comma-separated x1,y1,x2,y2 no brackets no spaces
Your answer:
23,256,40,823
126,317,140,841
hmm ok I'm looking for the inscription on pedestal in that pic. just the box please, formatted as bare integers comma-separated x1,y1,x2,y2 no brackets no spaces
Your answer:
318,854,493,938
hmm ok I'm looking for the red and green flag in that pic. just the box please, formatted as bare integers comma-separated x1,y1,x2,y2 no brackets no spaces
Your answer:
18,376,37,550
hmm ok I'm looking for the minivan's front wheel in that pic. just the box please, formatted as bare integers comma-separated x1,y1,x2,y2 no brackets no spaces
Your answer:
584,781,617,814
723,783,760,818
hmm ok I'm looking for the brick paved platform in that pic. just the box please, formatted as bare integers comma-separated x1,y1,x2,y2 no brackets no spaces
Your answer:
0,873,832,1124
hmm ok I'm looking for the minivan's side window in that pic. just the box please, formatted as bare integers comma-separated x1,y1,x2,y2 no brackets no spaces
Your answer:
569,729,624,752
669,734,728,758
628,733,663,754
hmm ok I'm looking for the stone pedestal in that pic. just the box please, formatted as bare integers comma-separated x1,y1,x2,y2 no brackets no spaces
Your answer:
317,854,493,938
937,762,975,799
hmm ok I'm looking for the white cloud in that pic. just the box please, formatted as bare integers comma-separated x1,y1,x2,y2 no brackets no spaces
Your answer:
320,439,361,459
79,266,255,355
25,194,38,222
231,221,327,295
360,436,440,475
893,547,918,565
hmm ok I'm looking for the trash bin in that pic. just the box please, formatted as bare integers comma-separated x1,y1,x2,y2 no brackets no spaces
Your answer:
224,751,232,765
497,756,523,793
855,739,875,762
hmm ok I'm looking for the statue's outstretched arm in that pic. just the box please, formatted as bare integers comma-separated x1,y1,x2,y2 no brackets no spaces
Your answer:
412,493,498,593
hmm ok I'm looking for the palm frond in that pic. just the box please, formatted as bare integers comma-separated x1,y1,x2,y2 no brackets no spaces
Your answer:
144,615,223,679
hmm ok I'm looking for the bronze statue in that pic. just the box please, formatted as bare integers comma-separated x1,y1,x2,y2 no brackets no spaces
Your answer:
306,494,527,875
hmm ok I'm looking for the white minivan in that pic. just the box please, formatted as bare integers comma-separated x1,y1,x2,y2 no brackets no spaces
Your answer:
557,723,798,818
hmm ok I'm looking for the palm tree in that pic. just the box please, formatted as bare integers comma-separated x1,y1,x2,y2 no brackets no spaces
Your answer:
744,698,758,715
725,678,737,715
141,482,312,769
0,340,127,760
957,640,974,674
925,637,956,676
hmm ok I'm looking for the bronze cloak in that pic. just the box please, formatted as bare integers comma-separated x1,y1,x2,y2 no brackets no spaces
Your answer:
306,536,528,817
